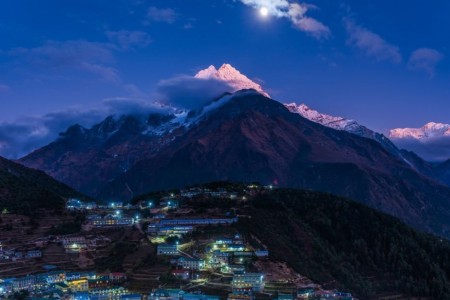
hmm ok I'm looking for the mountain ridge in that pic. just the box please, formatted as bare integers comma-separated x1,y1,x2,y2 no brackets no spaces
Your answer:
93,93,450,239
390,122,450,140
285,102,401,157
16,65,450,239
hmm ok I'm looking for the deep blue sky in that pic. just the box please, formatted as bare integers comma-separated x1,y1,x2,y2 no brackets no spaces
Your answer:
1,0,449,134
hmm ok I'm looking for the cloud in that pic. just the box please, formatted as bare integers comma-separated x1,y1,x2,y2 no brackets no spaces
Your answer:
80,62,121,83
147,7,178,24
156,76,234,110
106,30,152,50
0,110,104,159
408,48,444,77
10,40,118,82
239,0,331,39
102,98,169,115
0,84,10,93
183,23,193,30
392,137,450,162
344,19,402,63
11,40,113,67
0,99,170,159
8,39,147,95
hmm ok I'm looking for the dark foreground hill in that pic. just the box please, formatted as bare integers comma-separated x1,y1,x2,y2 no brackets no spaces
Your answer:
0,156,86,214
238,189,450,299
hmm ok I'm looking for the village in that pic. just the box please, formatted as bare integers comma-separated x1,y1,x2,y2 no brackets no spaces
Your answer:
0,184,354,300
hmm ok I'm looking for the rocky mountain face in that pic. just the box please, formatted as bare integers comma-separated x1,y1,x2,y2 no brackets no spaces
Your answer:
195,65,407,163
283,102,450,184
0,156,85,214
434,159,450,187
82,92,450,239
17,64,450,239
20,62,269,197
19,112,191,197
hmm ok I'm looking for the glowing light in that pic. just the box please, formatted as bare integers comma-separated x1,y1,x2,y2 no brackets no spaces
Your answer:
260,7,269,17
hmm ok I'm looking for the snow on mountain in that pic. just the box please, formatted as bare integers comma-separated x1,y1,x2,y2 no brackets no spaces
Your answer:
78,65,269,140
285,103,362,132
195,64,270,97
389,122,450,140
285,102,402,157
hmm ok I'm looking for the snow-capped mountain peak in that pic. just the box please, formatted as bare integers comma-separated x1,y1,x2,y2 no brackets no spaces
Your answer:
195,63,269,97
389,122,450,140
285,102,402,158
195,65,218,78
285,103,361,132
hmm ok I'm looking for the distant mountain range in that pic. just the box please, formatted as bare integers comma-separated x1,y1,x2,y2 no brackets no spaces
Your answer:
390,122,450,139
389,122,450,163
16,64,450,239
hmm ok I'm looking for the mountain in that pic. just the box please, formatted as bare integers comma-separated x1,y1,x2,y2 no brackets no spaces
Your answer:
92,91,450,239
239,188,450,299
389,122,450,162
390,122,450,139
284,103,450,185
285,103,400,157
435,159,450,187
20,112,190,197
194,65,445,176
285,103,363,132
195,65,440,179
195,63,269,97
0,156,85,214
18,64,450,238
389,122,450,177
20,64,268,197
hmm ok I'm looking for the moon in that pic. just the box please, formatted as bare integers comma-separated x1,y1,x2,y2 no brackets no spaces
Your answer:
259,7,269,17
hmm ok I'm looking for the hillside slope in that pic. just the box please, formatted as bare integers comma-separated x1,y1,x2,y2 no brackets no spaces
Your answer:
0,156,86,214
239,189,450,299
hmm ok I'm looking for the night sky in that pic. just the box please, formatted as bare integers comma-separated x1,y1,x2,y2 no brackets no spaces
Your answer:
1,0,449,158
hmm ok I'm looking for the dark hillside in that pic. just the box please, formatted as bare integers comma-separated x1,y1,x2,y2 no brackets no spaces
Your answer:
239,189,450,299
0,156,87,214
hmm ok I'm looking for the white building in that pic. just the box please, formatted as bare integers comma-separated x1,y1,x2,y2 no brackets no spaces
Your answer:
174,257,205,270
157,244,178,256
232,273,265,293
